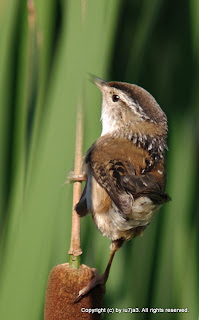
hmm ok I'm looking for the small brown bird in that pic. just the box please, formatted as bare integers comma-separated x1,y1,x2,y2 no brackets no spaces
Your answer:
75,77,170,300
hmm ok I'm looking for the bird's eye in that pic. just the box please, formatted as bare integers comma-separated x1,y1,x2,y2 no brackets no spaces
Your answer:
112,94,120,102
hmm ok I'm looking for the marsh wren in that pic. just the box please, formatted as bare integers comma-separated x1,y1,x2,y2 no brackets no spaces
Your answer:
75,77,170,300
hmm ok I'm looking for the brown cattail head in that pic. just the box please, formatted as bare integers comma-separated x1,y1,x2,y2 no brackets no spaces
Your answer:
44,263,105,320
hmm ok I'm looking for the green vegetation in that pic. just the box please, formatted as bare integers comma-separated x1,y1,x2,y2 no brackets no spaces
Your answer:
0,1,198,319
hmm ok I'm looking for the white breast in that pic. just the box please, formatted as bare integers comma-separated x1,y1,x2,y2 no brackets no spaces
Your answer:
100,104,117,136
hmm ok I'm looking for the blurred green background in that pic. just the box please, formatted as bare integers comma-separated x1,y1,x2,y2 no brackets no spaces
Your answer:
0,0,198,319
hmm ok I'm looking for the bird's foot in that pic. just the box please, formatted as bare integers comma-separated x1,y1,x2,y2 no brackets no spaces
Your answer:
65,171,87,184
74,244,120,303
75,269,106,303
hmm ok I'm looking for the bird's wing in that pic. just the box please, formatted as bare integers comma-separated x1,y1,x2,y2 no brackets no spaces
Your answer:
90,159,134,215
120,173,170,204
86,138,170,216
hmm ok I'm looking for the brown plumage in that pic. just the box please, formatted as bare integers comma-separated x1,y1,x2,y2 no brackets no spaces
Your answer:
75,77,170,300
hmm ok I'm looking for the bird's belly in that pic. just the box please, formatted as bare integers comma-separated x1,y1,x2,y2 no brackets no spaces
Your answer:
92,197,160,241
86,175,160,241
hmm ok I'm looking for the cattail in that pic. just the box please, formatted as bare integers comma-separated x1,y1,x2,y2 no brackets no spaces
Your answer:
44,106,105,319
44,263,104,320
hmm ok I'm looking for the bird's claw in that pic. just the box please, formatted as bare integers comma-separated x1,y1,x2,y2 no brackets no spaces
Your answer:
65,171,87,184
74,271,105,303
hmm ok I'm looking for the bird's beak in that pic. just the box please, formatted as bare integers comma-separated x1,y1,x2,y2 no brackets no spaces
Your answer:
90,75,107,91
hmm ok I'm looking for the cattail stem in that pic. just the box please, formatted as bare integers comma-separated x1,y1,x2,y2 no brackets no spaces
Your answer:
44,102,105,319
68,104,83,265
